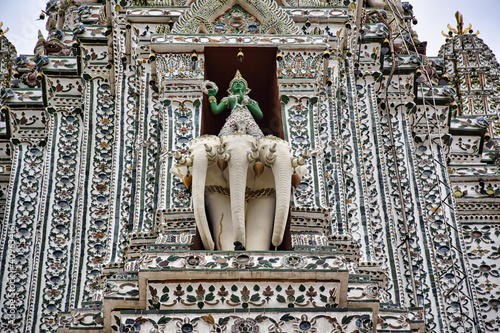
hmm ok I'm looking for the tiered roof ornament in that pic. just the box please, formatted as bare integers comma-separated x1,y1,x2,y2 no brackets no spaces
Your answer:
172,0,300,34
441,11,480,37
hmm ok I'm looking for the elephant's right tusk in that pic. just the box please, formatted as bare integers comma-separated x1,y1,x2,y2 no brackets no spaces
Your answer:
265,143,277,164
205,144,216,160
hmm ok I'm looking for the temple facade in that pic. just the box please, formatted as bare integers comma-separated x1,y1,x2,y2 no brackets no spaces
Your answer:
0,0,498,332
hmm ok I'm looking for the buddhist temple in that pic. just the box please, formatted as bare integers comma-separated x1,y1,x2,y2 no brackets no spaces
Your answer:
0,0,498,332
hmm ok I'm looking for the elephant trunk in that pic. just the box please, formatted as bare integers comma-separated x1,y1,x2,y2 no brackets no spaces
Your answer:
270,149,293,247
192,151,215,250
228,151,249,247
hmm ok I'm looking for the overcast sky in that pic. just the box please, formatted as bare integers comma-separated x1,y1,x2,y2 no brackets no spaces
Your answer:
0,0,499,59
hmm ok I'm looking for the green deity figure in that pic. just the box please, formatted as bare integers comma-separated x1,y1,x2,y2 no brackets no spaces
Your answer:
203,70,264,138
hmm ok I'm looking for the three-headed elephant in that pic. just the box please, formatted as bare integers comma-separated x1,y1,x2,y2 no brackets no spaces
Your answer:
170,134,307,251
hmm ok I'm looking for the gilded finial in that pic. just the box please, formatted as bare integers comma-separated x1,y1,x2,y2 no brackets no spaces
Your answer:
441,11,479,38
455,11,464,34
0,22,9,36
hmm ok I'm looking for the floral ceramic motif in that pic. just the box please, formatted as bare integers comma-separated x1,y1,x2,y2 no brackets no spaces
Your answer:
231,318,259,333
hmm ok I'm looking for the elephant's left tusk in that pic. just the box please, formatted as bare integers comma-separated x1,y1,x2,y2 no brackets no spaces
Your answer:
217,143,230,161
301,149,309,159
266,152,276,164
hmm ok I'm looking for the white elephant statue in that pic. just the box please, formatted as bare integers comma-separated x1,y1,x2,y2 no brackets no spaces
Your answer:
170,134,307,251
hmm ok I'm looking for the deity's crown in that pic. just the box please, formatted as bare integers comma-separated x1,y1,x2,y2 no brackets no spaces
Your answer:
228,70,250,94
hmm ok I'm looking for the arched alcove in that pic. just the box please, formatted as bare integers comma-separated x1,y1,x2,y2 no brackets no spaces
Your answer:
201,46,284,138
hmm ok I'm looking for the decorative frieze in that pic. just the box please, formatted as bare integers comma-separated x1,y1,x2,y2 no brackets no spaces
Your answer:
0,139,48,333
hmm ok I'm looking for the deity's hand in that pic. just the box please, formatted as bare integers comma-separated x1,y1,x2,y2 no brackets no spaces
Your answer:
207,88,217,97
240,95,250,106
202,80,219,97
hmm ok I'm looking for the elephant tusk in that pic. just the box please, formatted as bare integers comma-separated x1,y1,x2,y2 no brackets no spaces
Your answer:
248,142,259,161
301,149,309,159
266,152,276,165
217,143,225,155
174,151,182,161
174,150,193,166
263,143,277,164
292,149,308,166
218,152,230,161
291,148,307,167
247,149,259,162
217,144,230,161
205,144,216,160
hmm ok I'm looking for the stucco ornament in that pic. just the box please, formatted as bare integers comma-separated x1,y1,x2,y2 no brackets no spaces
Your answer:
172,0,299,34
170,75,307,251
